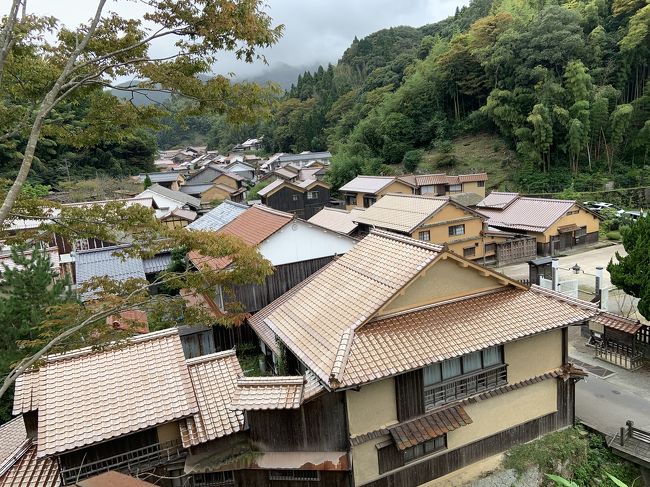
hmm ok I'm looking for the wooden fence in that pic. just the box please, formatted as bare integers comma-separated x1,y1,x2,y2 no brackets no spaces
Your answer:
495,237,537,265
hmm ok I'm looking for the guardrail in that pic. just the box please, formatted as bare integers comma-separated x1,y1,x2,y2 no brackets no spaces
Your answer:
424,364,508,408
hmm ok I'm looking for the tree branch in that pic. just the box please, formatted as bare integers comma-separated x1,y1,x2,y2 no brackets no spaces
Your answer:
0,0,23,86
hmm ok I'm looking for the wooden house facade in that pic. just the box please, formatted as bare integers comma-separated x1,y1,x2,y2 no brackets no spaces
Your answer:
247,230,599,486
476,193,601,256
259,179,332,219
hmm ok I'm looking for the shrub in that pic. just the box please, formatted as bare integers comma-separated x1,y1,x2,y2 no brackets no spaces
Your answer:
606,231,621,241
403,149,424,173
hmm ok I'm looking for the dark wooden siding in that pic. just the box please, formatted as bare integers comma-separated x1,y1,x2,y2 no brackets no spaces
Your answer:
232,256,335,313
395,371,424,422
304,185,331,219
248,392,347,451
362,378,576,487
234,470,350,487
263,187,306,217
179,327,216,358
378,442,404,474
212,323,260,352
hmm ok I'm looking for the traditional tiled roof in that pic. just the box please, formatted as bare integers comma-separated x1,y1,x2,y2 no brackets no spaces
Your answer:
0,444,60,487
160,208,197,222
261,231,444,385
0,417,28,475
476,193,578,233
230,377,305,411
341,286,597,387
449,173,488,184
339,176,413,194
179,351,244,447
389,405,472,451
179,183,216,195
274,167,298,180
449,192,483,207
591,311,643,335
31,329,198,457
476,192,519,209
352,194,451,233
187,200,248,231
414,173,487,187
12,372,38,415
307,207,363,235
142,252,172,274
188,205,292,271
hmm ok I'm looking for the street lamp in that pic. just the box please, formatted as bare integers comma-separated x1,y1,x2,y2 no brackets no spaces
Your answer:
571,263,581,274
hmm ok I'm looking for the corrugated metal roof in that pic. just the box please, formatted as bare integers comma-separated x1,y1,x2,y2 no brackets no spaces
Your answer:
308,208,361,235
352,194,449,233
141,184,201,208
187,201,248,232
75,246,146,288
230,377,304,411
188,205,292,271
142,253,172,274
180,183,215,195
138,172,182,183
33,328,198,457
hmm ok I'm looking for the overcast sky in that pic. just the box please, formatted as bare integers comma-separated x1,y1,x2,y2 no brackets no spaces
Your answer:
27,0,469,77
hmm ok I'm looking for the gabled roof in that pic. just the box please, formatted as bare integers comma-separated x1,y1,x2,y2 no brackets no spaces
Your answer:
230,377,305,411
140,184,201,209
476,192,519,210
179,351,243,447
29,329,198,457
13,330,246,457
259,231,444,386
353,193,469,233
308,207,364,235
257,179,285,197
187,201,248,231
184,164,224,184
253,230,599,390
138,172,182,183
188,205,292,271
258,178,330,198
476,193,580,233
339,176,415,194
0,417,28,476
75,246,147,287
590,311,643,335
160,208,197,222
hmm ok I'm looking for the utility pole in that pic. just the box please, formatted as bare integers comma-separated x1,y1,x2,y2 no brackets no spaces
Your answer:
595,266,604,309
552,257,559,291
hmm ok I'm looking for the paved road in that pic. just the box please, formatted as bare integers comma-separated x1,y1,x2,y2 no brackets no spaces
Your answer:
576,374,650,436
497,243,625,290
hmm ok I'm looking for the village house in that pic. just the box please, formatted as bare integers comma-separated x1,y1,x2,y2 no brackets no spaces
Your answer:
136,172,185,191
247,230,598,486
308,207,366,237
137,184,202,218
475,192,601,255
262,151,332,172
7,329,245,486
260,162,329,184
258,178,332,219
339,173,489,210
350,193,536,264
232,137,264,152
188,204,356,313
159,208,197,228
181,165,249,203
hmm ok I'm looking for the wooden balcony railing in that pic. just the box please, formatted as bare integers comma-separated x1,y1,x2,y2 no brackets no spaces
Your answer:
424,364,508,408
60,440,187,484
595,341,644,370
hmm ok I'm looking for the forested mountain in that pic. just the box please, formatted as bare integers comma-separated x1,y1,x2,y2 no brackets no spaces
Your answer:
206,0,649,193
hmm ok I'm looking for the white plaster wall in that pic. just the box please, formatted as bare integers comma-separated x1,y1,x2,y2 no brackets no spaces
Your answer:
257,220,356,266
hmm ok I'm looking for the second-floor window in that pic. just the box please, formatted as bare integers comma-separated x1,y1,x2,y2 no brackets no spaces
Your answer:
423,346,506,408
477,181,485,187
292,194,299,201
363,195,377,208
418,230,430,241
448,224,465,236
307,191,319,200
449,184,462,193
345,194,357,206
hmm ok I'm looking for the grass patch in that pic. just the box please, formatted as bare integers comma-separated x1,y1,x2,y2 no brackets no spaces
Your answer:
421,133,519,191
504,427,639,486
606,231,622,241
237,342,270,377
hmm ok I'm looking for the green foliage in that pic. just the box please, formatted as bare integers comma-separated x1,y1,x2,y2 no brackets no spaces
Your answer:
0,246,75,421
504,427,639,486
403,149,424,172
143,174,152,190
608,215,650,319
606,230,622,240
247,179,272,201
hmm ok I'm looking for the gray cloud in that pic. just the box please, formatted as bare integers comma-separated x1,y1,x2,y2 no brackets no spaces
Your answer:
27,0,469,77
